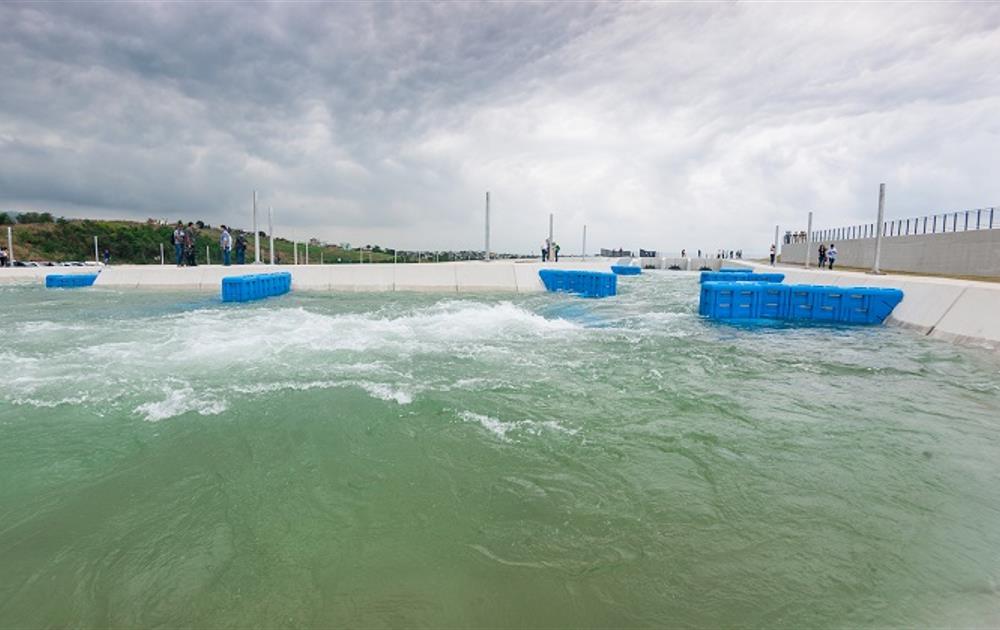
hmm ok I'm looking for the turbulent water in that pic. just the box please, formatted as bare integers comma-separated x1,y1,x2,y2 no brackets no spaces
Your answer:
2,272,999,628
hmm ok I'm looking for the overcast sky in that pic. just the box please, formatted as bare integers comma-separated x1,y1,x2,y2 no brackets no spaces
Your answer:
2,2,998,254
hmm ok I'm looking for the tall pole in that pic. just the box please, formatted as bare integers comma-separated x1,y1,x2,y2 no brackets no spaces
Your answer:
582,224,587,260
206,245,211,266
548,213,554,262
871,183,886,274
305,241,309,265
293,242,298,265
6,226,12,264
253,190,260,264
485,191,491,262
268,206,274,265
160,242,165,265
773,224,780,266
805,211,813,268
94,236,99,263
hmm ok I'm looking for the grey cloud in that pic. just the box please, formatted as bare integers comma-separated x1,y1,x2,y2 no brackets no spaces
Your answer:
1,2,999,253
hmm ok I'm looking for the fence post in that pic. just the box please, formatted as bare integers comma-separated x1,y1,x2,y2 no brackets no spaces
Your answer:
872,183,886,274
160,243,165,265
977,209,981,229
94,236,99,263
954,212,958,232
964,210,969,231
991,208,995,229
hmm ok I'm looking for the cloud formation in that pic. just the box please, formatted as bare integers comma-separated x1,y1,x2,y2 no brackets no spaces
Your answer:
2,2,998,254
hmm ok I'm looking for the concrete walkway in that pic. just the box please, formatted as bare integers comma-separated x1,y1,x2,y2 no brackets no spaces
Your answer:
746,261,1000,350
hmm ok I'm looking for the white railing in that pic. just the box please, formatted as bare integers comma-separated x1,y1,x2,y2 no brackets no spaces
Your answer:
785,207,997,244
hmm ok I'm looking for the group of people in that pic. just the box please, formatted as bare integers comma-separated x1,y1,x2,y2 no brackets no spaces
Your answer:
717,249,742,259
541,239,560,262
171,221,248,267
817,243,838,269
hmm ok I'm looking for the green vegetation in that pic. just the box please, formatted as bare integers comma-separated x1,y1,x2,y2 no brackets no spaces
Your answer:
0,217,400,264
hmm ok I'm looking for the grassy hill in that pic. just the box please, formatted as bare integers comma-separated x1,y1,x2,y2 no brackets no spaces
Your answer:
0,218,401,265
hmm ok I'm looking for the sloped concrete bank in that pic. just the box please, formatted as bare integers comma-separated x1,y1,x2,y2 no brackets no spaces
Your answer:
746,262,1000,350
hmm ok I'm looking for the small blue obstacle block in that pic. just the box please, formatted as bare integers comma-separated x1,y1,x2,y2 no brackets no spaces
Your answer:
699,282,903,325
539,269,617,298
699,271,784,284
611,265,642,276
45,273,98,288
221,272,292,302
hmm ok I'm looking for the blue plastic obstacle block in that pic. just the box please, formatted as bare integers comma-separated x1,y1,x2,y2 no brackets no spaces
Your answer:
611,265,642,275
45,273,98,288
699,271,784,284
538,269,617,298
221,272,292,302
699,282,903,325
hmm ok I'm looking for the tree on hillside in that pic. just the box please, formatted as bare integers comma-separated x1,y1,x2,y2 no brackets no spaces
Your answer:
16,212,54,223
0,211,11,224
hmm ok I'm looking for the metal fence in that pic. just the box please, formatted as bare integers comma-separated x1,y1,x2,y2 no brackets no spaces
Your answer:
787,207,997,244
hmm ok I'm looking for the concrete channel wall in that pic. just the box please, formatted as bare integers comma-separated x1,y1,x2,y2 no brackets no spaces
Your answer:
746,262,1000,349
69,260,617,293
780,229,1000,278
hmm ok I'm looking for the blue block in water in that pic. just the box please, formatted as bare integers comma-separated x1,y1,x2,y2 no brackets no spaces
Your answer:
700,271,784,284
611,265,642,275
221,272,292,302
539,269,617,298
45,273,98,288
699,282,902,325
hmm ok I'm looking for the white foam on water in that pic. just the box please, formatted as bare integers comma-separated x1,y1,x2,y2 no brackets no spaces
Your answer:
134,386,228,422
457,411,578,442
355,381,414,405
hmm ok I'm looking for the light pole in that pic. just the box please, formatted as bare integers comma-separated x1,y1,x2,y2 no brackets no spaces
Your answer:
871,183,886,274
485,191,491,262
252,190,260,264
805,211,813,268
268,206,274,265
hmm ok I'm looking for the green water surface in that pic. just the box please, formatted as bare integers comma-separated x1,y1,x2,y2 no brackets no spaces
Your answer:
1,273,998,628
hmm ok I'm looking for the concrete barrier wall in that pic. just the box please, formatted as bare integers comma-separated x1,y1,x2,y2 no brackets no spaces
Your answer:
0,266,103,284
780,229,1000,277
86,261,619,294
746,262,1000,349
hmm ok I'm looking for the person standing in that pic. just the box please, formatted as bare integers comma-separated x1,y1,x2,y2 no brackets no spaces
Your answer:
827,243,838,270
185,222,197,266
173,221,186,266
818,243,827,269
681,249,686,258
554,242,560,262
102,248,110,265
769,244,776,266
0,246,8,267
219,225,232,266
541,240,548,263
235,232,247,265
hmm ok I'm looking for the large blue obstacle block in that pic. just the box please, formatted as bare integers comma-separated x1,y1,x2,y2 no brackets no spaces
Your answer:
699,271,785,284
221,272,292,302
611,265,642,276
539,269,617,298
699,282,903,324
45,273,98,288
